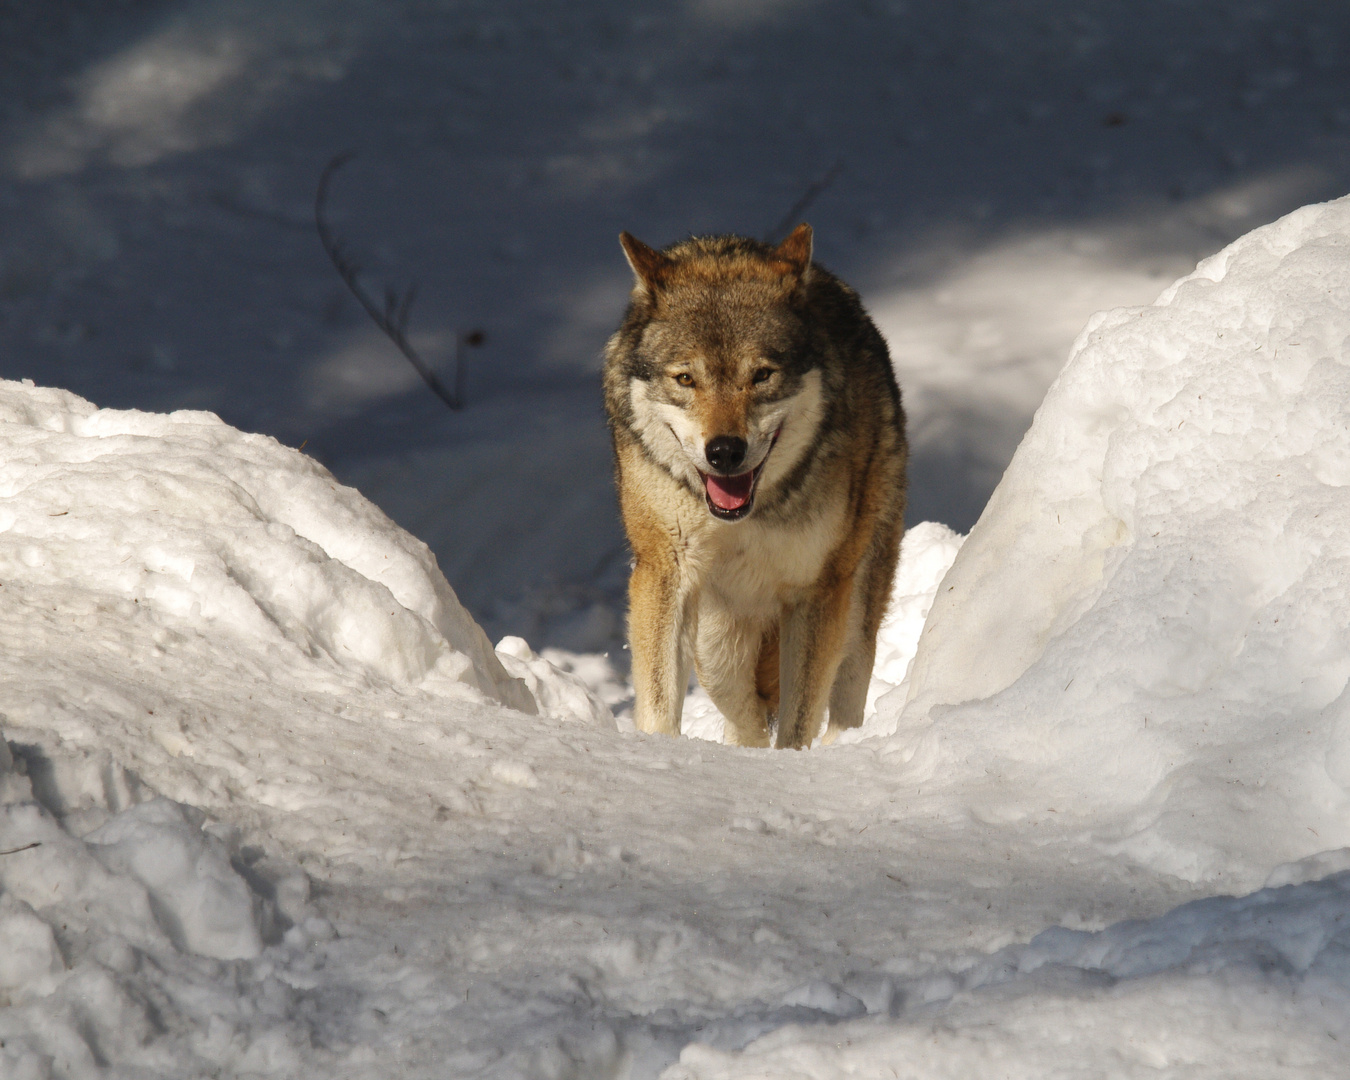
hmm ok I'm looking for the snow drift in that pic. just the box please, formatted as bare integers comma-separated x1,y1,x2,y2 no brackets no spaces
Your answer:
0,380,615,727
0,381,534,707
0,379,622,1076
887,194,1350,883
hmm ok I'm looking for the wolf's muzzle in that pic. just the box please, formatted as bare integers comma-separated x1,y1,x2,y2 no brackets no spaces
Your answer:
699,428,780,522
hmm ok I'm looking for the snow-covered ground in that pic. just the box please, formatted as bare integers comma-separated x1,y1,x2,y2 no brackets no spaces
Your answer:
3,4,1350,1074
2,195,1349,1077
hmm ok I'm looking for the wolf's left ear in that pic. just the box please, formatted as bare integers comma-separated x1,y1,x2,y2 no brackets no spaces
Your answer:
619,232,672,295
774,223,813,281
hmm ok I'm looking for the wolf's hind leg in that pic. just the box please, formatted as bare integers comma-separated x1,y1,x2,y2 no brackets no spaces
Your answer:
695,607,771,748
826,635,872,739
827,514,905,740
778,582,852,749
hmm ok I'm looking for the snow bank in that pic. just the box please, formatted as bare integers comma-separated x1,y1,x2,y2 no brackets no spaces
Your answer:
892,195,1350,882
0,378,622,1076
0,378,612,725
0,379,533,708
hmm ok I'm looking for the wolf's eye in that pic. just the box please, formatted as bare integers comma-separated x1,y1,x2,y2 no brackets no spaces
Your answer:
674,372,695,387
752,368,775,385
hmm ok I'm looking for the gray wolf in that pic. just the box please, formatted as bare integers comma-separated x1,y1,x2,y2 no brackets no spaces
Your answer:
603,224,907,749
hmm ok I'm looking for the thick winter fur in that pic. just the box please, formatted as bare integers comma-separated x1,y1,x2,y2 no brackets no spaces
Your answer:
603,224,907,749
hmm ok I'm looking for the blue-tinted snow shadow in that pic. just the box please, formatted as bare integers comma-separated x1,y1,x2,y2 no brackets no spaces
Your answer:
598,865,1350,1078
1,0,1348,637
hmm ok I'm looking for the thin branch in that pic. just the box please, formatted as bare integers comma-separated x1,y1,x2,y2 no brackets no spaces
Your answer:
211,190,312,230
315,153,468,411
763,158,845,245
0,842,40,856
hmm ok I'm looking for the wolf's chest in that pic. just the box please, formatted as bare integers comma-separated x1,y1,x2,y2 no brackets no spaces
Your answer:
692,503,844,615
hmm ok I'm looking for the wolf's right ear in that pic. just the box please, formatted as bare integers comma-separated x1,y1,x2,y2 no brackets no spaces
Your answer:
620,232,672,295
774,223,813,281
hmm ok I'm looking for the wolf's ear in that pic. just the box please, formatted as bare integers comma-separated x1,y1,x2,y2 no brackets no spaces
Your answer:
619,232,672,295
774,223,813,280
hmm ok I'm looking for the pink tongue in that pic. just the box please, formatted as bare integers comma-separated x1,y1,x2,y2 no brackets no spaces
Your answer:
705,471,754,510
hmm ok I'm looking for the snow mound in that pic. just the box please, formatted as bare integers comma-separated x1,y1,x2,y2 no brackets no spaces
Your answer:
86,798,263,960
891,195,1350,882
0,379,622,1075
0,786,310,1076
495,635,616,728
0,379,537,709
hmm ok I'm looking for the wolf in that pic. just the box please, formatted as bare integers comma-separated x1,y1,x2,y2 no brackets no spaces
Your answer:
603,224,907,749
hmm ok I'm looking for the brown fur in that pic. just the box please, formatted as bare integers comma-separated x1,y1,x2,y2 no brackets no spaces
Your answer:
604,225,907,749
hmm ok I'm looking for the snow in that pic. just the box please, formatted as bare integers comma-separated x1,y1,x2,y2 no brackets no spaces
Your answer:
673,865,1350,1079
86,798,265,961
1,194,1349,1076
0,4,1347,1075
895,195,1350,882
661,198,1350,1076
0,382,523,704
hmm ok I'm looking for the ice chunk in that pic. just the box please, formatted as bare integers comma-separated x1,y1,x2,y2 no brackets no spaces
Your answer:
86,799,262,960
0,893,65,1001
495,635,615,727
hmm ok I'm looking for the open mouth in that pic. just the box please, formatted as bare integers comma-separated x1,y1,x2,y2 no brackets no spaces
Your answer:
700,431,779,521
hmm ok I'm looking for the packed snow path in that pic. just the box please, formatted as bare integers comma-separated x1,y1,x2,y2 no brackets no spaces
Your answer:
2,197,1350,1076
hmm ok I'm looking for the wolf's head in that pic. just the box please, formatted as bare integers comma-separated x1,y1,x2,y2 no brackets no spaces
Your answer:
605,224,828,522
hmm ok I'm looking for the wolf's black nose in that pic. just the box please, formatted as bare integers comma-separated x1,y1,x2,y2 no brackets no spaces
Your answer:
705,435,747,474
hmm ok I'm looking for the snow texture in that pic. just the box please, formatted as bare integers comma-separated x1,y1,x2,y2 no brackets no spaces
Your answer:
2,196,1350,1077
896,194,1350,882
0,382,547,710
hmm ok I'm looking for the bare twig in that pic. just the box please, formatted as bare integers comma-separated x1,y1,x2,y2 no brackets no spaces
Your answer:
763,158,845,245
211,190,312,230
0,842,40,856
315,153,471,411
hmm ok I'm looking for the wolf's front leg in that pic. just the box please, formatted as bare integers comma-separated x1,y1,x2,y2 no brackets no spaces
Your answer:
694,606,772,748
777,580,853,749
628,554,695,736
